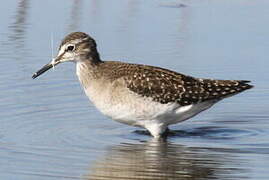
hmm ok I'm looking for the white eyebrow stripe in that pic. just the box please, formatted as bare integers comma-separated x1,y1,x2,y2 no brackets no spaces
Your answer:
58,36,90,55
58,45,65,56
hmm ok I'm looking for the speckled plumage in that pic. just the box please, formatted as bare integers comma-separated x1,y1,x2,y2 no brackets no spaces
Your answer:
33,32,254,138
95,62,253,106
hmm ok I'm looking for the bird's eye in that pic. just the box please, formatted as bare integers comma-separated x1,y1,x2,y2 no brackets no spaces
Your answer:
66,45,75,51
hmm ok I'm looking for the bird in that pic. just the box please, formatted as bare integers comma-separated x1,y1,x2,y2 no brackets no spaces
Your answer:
32,32,253,138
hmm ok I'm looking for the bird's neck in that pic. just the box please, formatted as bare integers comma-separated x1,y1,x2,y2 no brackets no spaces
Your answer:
76,59,103,89
86,50,102,64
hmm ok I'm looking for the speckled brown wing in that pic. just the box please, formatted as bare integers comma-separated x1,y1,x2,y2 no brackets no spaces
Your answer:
105,62,253,106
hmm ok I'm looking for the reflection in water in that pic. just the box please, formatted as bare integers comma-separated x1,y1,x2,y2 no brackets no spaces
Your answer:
67,0,83,32
8,0,30,50
159,1,187,8
126,0,140,18
176,0,191,51
88,0,100,22
86,140,244,180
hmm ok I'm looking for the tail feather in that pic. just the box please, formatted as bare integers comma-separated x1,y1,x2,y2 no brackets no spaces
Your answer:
201,79,254,100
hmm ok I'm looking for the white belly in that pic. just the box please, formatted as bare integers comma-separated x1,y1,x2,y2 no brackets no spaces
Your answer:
83,83,173,127
82,81,215,128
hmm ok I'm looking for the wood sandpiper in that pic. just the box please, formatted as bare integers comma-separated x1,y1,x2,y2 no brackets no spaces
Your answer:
32,32,253,138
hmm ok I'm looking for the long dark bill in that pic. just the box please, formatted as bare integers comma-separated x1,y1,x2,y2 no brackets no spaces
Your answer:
32,63,54,79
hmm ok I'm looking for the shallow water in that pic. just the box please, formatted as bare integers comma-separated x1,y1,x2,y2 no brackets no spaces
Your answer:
0,0,268,179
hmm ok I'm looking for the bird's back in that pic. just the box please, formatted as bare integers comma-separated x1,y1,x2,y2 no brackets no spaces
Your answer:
98,61,253,106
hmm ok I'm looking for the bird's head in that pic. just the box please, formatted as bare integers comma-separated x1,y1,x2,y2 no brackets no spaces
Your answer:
32,32,100,79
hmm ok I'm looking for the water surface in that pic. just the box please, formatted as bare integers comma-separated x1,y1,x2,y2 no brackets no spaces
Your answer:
0,0,268,179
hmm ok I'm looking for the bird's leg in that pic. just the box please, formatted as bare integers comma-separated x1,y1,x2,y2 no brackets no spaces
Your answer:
145,123,169,139
160,127,170,138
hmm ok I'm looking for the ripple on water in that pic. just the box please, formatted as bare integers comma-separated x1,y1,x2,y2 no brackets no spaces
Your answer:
134,126,261,140
172,126,261,140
